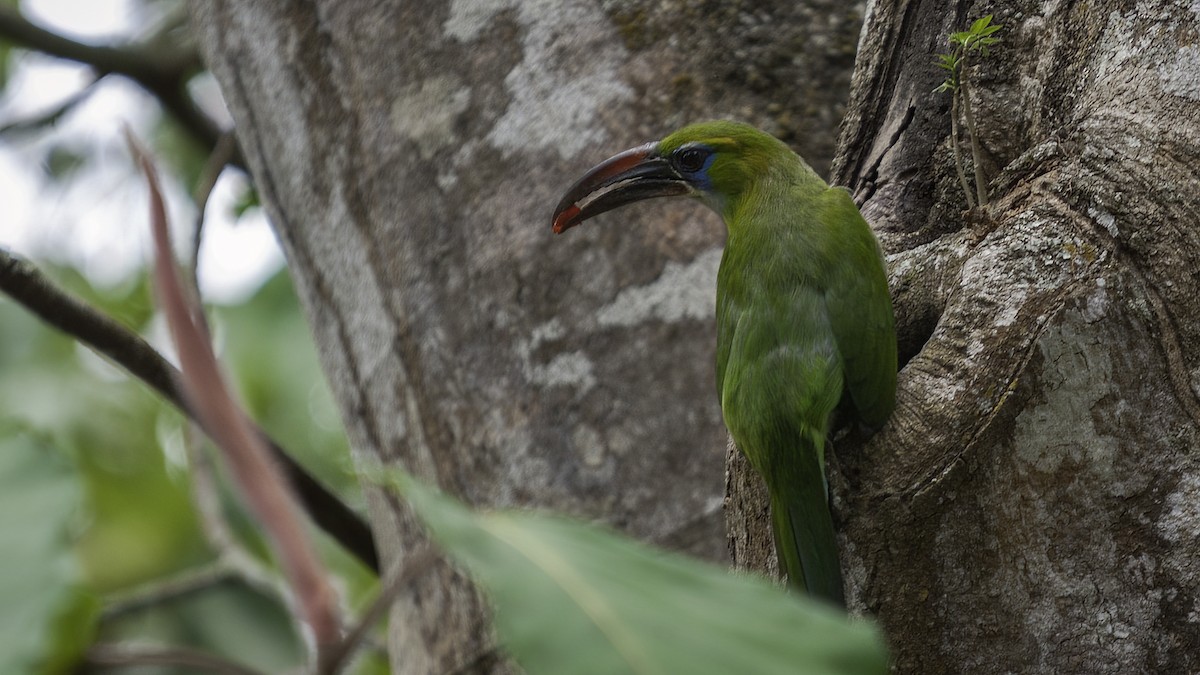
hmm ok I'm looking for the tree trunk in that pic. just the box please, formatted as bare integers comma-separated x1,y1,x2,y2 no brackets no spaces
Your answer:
739,0,1200,671
188,1,861,672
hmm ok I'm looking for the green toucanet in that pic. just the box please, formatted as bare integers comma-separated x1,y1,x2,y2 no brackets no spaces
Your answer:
550,121,896,606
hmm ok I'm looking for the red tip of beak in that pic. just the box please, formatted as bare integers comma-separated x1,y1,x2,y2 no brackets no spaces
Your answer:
552,204,581,234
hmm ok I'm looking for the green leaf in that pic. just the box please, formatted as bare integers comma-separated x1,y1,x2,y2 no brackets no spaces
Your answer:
935,53,959,71
386,470,888,675
949,30,972,45
969,15,993,34
0,426,97,674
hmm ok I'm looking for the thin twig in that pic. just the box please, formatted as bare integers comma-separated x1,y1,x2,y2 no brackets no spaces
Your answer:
0,78,100,137
190,131,239,292
958,53,989,206
101,562,234,622
0,7,176,77
129,130,342,656
950,88,976,209
320,546,439,674
185,422,305,623
86,643,270,675
0,248,379,572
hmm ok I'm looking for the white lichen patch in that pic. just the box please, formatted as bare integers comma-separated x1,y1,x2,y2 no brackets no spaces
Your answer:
1012,310,1118,476
597,248,722,327
531,351,596,390
959,214,1087,331
1159,46,1200,101
1088,204,1119,237
1084,279,1110,323
518,317,596,392
446,0,633,159
390,75,471,160
444,0,514,40
1159,472,1200,543
1095,11,1142,81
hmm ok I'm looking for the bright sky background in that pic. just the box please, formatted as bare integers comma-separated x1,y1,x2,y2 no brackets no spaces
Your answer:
0,0,284,303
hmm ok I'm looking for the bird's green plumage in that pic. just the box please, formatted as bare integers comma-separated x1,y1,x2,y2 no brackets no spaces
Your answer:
552,120,895,606
662,122,897,604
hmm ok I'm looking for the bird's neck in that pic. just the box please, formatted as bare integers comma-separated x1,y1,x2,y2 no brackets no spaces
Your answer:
722,160,823,251
722,157,821,226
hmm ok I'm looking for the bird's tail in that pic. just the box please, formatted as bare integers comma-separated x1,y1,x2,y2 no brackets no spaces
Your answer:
770,477,845,606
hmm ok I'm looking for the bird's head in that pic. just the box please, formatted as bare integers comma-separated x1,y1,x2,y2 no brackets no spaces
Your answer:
551,120,790,233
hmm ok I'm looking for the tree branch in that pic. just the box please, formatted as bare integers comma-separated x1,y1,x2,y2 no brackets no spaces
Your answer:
319,545,438,674
0,6,232,158
0,78,99,137
86,643,270,675
0,248,380,573
101,562,234,622
190,131,238,292
0,7,166,76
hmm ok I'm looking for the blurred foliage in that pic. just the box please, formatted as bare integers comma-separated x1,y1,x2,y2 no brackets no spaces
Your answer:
0,426,97,675
0,4,383,670
0,264,381,674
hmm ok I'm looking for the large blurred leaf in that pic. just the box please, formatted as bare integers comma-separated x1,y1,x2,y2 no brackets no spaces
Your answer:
0,426,97,674
388,471,888,675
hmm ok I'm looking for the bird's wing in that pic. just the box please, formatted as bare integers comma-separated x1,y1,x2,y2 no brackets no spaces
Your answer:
820,188,897,428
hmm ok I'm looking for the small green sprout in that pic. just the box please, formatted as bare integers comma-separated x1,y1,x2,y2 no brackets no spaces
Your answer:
935,14,1002,207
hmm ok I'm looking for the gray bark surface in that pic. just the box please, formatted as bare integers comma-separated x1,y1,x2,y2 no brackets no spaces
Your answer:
736,0,1200,671
189,1,861,672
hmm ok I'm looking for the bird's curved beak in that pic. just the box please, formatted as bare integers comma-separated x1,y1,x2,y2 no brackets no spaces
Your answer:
551,142,693,233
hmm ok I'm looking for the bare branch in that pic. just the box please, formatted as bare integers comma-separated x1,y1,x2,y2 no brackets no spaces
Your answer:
190,131,239,291
0,6,174,76
100,562,234,621
0,6,231,158
0,248,379,573
184,423,307,620
320,546,439,674
86,643,270,675
129,130,342,653
0,78,100,137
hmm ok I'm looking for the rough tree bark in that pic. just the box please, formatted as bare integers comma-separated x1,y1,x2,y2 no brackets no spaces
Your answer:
731,1,1200,672
189,1,861,673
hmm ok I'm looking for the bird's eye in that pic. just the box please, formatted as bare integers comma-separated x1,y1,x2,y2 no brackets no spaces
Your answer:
674,147,709,173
